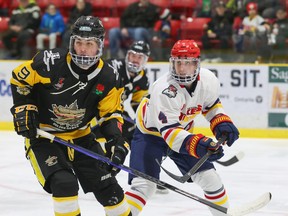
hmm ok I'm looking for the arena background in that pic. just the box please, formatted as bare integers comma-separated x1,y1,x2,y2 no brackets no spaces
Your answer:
0,60,287,138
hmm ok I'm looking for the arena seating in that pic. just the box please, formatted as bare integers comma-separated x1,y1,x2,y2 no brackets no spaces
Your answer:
2,0,286,60
0,17,9,49
88,0,117,17
0,16,9,32
100,17,120,47
170,0,197,17
179,17,211,47
150,0,171,9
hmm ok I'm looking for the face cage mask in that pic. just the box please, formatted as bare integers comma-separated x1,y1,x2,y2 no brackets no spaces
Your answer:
69,35,104,69
125,50,148,74
169,57,200,84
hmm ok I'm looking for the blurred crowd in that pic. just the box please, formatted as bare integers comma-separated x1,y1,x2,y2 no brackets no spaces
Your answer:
0,0,287,63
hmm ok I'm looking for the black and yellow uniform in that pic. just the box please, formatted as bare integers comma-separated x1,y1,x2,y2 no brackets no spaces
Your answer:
108,58,149,112
10,48,131,216
92,58,149,143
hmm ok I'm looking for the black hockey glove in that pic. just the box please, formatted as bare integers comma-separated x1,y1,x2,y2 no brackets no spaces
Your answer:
10,104,39,139
105,137,130,176
186,134,224,162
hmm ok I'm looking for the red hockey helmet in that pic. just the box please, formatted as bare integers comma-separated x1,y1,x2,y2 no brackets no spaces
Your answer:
169,40,201,84
246,2,258,12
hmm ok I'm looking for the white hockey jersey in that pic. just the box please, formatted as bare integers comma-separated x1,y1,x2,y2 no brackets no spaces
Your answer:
135,68,226,153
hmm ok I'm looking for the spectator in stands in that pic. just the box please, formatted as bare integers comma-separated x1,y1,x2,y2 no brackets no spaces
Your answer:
36,4,65,51
0,0,10,16
268,7,288,63
152,8,172,60
256,0,283,19
61,0,92,49
108,0,160,58
153,9,172,41
232,2,270,63
193,0,233,18
201,1,234,62
193,0,213,17
2,0,40,59
234,0,283,19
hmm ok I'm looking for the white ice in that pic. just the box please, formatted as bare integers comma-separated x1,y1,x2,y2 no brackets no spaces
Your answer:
1,131,288,216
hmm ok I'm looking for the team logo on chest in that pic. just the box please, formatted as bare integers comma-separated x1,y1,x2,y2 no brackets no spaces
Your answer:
162,84,177,98
49,100,86,129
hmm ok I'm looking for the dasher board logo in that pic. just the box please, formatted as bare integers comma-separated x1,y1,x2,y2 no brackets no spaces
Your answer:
269,66,288,83
271,86,288,109
268,113,288,128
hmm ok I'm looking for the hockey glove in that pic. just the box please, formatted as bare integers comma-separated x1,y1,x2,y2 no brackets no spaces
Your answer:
186,134,224,162
10,104,39,139
105,137,130,176
210,114,239,146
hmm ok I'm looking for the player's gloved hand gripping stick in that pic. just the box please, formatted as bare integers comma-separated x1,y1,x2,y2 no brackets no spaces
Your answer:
156,134,227,183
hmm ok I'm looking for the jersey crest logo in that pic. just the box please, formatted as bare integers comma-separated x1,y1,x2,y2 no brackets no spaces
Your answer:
16,86,31,96
162,84,177,98
49,100,86,129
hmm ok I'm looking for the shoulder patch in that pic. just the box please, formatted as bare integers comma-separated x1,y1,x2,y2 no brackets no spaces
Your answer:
162,84,178,98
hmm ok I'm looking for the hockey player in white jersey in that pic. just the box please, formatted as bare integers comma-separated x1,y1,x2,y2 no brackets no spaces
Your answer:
125,40,239,215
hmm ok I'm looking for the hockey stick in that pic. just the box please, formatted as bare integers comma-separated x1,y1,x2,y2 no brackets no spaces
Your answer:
157,135,227,183
216,151,245,166
36,129,271,215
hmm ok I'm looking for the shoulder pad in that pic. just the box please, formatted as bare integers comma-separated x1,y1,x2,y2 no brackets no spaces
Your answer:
100,61,122,87
31,48,68,76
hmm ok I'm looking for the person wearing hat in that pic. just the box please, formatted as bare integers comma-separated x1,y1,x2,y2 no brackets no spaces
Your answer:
154,8,172,40
152,8,186,60
233,2,271,63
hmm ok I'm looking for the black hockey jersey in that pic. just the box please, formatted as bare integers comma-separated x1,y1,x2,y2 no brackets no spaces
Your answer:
10,48,124,139
107,58,149,112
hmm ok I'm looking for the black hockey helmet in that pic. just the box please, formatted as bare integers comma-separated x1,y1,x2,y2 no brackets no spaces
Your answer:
129,40,151,57
125,41,150,73
69,16,105,69
71,16,105,40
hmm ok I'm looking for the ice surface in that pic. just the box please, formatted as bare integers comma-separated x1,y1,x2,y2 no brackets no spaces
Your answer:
1,131,287,215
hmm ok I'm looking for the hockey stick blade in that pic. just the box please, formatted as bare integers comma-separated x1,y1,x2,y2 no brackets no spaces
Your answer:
37,129,271,216
158,135,227,183
216,151,245,166
227,192,272,216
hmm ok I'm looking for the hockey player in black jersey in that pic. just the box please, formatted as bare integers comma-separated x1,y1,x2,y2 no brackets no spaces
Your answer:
10,16,132,216
92,40,151,143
